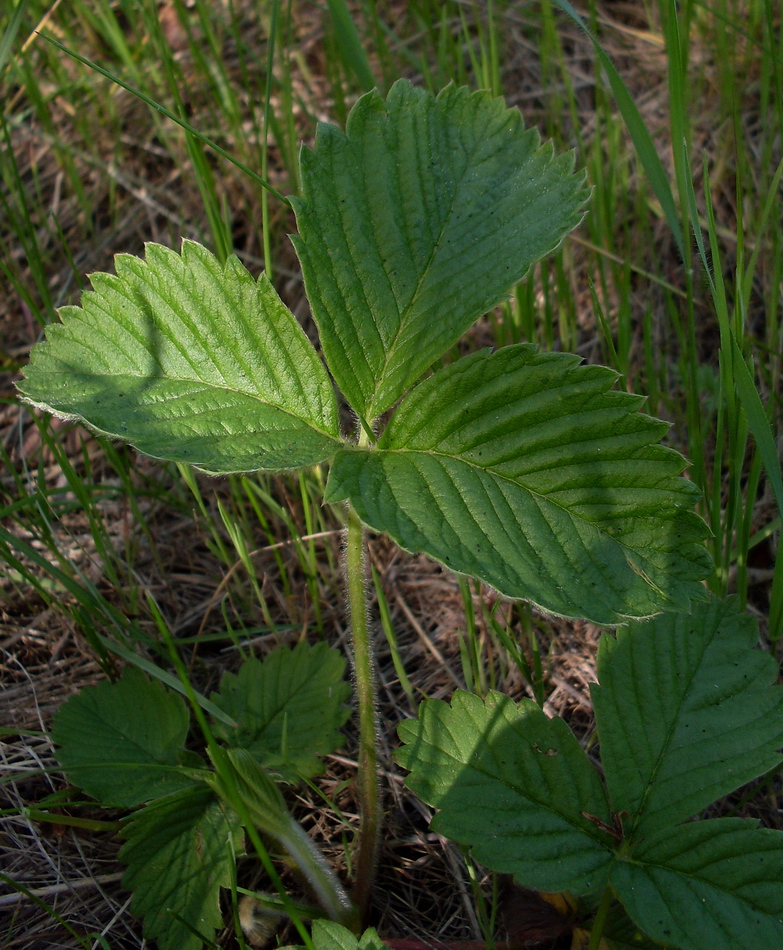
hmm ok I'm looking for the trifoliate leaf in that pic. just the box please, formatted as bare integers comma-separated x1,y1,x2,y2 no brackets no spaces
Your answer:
292,80,588,421
593,597,783,838
325,345,710,624
120,785,241,950
396,690,615,894
19,241,342,473
611,819,783,950
210,642,351,781
52,666,199,808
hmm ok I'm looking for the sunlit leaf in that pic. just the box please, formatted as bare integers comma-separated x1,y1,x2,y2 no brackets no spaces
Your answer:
326,345,710,624
293,79,588,420
19,240,342,473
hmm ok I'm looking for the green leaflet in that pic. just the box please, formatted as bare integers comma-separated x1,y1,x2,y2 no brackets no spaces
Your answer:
210,642,351,781
326,345,711,625
592,597,783,838
612,820,783,950
292,79,588,421
396,690,615,894
312,920,388,950
18,241,342,473
120,785,241,950
52,666,201,808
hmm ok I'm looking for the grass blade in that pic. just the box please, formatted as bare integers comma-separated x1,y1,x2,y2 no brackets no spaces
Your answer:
325,0,377,92
37,31,291,207
552,0,685,256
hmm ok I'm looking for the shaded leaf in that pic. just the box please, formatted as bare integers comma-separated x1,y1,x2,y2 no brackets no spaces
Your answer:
19,240,342,473
593,597,783,838
52,666,199,808
215,747,289,836
612,819,783,950
210,642,351,781
601,903,661,950
396,690,615,894
120,785,241,950
218,748,356,925
292,80,588,420
326,345,710,624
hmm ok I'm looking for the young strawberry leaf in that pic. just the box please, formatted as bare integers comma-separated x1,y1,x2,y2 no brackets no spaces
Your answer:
326,345,711,624
292,80,588,421
120,784,241,950
52,666,202,808
18,240,342,473
396,690,615,894
592,596,783,838
312,919,388,950
611,819,783,950
209,642,351,782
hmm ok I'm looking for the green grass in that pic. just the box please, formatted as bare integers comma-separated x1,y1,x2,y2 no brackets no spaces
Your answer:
1,0,781,945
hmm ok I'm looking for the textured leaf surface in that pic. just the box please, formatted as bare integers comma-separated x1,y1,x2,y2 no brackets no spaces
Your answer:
612,819,783,950
19,241,341,473
292,80,588,419
326,345,710,624
593,597,783,838
396,690,614,893
210,642,351,781
120,785,241,950
52,667,198,808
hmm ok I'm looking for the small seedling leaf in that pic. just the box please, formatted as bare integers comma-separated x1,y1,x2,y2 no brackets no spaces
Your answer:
326,345,710,624
611,819,783,950
210,642,351,781
396,690,615,894
312,920,389,950
52,666,200,808
120,784,241,950
593,597,783,838
18,240,342,473
358,928,388,950
312,919,359,950
292,80,588,420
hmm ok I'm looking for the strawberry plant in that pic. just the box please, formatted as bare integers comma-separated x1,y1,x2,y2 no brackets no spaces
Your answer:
50,643,355,949
19,80,716,945
398,597,783,949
